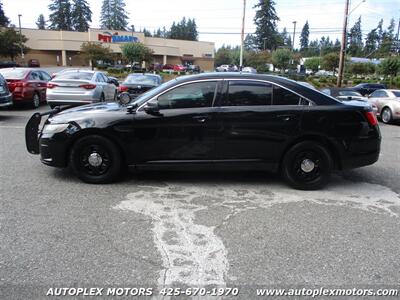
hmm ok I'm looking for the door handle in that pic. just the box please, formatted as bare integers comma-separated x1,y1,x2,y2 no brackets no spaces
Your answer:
192,115,209,123
277,114,294,121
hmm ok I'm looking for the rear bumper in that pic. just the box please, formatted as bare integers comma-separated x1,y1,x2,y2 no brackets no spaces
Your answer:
46,99,98,106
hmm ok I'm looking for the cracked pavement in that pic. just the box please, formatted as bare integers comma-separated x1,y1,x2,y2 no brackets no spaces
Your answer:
1,106,400,299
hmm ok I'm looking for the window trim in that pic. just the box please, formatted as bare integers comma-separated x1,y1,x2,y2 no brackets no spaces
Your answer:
137,79,223,111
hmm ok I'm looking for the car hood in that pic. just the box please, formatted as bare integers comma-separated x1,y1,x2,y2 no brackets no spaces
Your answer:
48,102,128,126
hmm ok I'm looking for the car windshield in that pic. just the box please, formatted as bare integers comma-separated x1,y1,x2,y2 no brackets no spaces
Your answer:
339,91,361,97
124,74,159,86
0,69,28,79
392,91,400,97
56,72,94,80
130,79,178,107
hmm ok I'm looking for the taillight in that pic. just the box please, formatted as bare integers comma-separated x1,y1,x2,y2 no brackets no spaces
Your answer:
79,84,96,89
365,111,378,126
118,85,129,92
47,83,58,89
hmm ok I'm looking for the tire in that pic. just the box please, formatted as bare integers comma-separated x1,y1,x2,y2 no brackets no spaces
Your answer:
32,92,40,109
281,141,333,190
69,135,122,184
381,107,392,124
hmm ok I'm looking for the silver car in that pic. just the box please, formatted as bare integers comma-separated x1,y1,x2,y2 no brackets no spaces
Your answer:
368,89,400,124
46,71,117,108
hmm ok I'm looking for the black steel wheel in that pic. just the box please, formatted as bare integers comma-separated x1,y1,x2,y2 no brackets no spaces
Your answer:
282,141,333,190
70,135,122,183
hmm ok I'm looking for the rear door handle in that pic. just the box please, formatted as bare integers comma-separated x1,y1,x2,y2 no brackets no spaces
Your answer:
192,115,209,123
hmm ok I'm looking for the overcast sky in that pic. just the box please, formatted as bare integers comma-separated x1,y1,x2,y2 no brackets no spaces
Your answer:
2,0,399,48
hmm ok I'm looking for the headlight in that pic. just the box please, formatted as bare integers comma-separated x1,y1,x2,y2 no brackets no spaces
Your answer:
42,123,70,134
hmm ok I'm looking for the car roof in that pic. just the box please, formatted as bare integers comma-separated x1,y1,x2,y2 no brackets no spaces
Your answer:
174,72,340,105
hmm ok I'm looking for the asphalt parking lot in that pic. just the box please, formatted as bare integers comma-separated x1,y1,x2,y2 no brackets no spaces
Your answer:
1,104,400,299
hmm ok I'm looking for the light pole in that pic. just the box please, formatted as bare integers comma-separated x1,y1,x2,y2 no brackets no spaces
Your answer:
18,14,24,62
337,0,366,87
239,0,246,70
292,21,297,50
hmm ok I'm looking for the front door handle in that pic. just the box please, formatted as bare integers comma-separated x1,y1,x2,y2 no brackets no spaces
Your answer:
277,114,294,121
192,115,209,123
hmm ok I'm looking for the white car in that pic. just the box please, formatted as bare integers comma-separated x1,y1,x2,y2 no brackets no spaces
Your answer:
368,89,400,124
46,70,117,108
241,67,257,73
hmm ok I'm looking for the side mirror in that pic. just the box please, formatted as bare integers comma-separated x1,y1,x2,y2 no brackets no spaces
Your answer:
144,100,161,116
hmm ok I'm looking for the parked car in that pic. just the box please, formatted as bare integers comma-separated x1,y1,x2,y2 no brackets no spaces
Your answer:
215,65,232,72
174,65,186,72
321,87,378,115
26,73,381,190
28,59,40,68
241,67,257,74
352,83,387,96
186,64,201,73
148,63,163,72
46,70,117,108
51,68,91,79
0,68,51,108
368,89,400,124
0,61,20,69
118,73,162,102
0,73,13,108
162,64,175,71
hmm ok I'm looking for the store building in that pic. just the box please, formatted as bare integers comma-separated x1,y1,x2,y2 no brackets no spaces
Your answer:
16,28,215,71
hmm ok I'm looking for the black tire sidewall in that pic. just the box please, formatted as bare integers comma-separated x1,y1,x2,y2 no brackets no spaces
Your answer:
282,141,333,190
69,135,122,184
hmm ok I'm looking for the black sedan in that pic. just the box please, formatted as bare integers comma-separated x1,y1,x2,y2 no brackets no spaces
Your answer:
352,83,387,96
118,73,162,103
25,73,381,190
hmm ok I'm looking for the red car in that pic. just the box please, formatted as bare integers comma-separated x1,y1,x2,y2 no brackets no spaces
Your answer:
0,68,51,108
162,64,187,72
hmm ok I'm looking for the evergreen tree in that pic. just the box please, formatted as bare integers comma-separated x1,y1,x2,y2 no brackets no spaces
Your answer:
364,28,379,56
244,34,257,51
142,28,152,37
300,21,310,51
110,0,128,30
0,0,9,27
253,0,280,50
378,18,396,56
348,17,363,56
71,0,92,32
187,18,198,41
168,18,198,41
48,0,73,30
100,0,112,29
36,14,47,30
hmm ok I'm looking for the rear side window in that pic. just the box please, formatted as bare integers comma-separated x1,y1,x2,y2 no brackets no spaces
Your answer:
273,86,303,105
223,81,272,106
40,71,51,81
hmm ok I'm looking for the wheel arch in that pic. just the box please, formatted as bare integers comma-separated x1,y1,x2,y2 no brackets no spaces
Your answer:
280,134,343,170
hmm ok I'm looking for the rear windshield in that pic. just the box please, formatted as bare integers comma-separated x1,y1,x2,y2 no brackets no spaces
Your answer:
124,75,159,85
56,72,94,80
0,69,28,79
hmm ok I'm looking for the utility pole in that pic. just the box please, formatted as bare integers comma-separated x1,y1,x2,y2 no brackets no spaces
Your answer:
18,14,24,63
292,21,297,50
239,0,246,70
337,0,349,87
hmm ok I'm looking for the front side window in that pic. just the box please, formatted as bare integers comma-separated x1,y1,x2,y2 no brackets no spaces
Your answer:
273,86,304,105
223,81,272,106
157,81,217,110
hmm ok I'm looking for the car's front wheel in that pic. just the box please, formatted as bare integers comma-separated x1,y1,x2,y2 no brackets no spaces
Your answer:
69,135,122,184
281,141,333,190
381,107,392,124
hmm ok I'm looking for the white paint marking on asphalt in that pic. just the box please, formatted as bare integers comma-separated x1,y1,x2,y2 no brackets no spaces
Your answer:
0,125,24,129
114,179,400,289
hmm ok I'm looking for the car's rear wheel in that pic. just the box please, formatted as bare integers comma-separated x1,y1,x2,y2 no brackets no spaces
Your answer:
281,141,333,190
69,135,122,184
32,92,40,108
381,107,392,124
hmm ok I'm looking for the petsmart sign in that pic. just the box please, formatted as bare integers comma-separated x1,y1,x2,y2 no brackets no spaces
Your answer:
98,32,139,43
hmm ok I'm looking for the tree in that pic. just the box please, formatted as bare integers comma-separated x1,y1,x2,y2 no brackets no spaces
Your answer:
364,28,379,56
271,48,292,72
347,62,375,75
304,57,321,73
71,0,92,32
321,52,339,74
36,14,47,30
168,18,198,41
379,57,400,77
48,0,73,30
142,28,152,37
244,34,257,51
348,17,363,56
121,42,154,69
246,50,271,70
80,42,111,69
253,0,280,50
100,0,128,30
300,21,310,51
378,18,396,56
214,46,232,66
0,27,28,60
0,0,9,27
